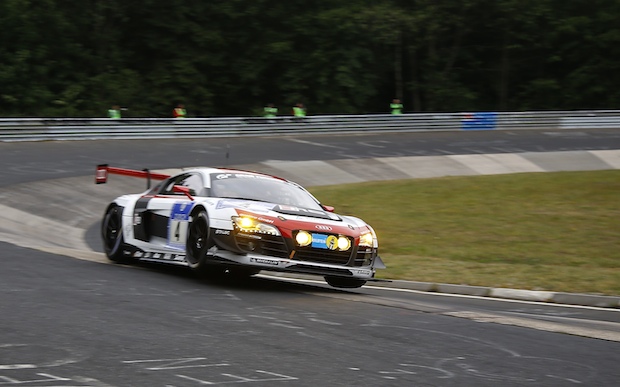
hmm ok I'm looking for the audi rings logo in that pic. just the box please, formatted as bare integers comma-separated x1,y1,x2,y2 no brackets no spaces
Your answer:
315,225,332,231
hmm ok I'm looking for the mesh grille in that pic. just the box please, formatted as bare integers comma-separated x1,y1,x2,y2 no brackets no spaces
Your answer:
293,247,352,265
353,247,376,267
234,233,288,258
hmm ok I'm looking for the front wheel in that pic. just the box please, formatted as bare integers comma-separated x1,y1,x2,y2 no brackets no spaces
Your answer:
102,205,129,263
324,276,367,289
186,210,215,274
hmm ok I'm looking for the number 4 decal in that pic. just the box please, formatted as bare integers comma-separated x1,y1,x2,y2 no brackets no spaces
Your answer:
168,219,189,248
168,202,194,249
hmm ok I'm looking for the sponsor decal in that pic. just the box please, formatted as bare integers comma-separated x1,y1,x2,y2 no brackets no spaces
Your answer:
250,257,280,266
215,229,231,235
325,235,338,250
355,269,372,276
311,233,328,249
315,225,332,231
172,202,193,217
310,233,339,250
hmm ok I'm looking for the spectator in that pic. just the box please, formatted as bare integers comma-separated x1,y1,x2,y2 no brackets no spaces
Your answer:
293,103,306,118
264,103,278,118
108,105,121,119
390,99,403,115
173,104,187,118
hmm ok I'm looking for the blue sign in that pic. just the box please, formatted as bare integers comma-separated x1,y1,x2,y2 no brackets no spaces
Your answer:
462,112,497,130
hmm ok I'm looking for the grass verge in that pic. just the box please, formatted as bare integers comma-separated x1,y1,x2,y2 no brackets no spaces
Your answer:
309,170,620,296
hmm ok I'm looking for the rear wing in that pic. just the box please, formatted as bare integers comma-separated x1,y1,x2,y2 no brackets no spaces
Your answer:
95,164,170,189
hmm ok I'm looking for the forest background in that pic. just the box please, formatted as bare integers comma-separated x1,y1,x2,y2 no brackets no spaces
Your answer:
1,0,619,118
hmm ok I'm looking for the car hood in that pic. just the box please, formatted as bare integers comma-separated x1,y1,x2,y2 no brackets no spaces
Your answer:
214,198,369,233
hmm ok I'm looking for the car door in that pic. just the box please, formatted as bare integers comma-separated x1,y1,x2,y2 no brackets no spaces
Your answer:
137,173,204,250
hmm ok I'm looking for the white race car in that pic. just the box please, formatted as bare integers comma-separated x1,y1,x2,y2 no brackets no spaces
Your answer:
96,165,385,288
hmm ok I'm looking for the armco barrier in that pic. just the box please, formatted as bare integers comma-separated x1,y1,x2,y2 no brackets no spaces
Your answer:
1,110,620,142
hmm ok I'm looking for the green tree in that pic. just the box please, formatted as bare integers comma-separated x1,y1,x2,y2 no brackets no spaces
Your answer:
0,0,619,117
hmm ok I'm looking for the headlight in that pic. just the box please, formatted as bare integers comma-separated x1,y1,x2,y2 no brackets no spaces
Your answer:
337,236,351,250
232,216,280,236
359,232,375,247
296,230,312,246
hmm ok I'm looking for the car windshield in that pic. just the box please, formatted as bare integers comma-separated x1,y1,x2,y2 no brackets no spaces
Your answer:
210,173,323,210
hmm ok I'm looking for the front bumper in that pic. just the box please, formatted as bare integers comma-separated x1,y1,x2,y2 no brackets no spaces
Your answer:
208,248,382,280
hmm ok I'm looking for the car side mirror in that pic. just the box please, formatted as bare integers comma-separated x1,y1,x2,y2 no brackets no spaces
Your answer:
322,205,335,213
173,185,194,201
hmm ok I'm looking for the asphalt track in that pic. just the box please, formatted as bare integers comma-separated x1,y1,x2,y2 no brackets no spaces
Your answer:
1,129,620,386
1,129,619,307
2,128,620,186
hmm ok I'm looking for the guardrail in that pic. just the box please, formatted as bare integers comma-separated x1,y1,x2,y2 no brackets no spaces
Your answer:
1,110,620,142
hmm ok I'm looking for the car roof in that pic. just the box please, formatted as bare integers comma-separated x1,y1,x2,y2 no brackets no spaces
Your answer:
181,167,288,182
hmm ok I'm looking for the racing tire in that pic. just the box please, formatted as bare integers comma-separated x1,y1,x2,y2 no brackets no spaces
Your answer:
102,205,129,263
324,276,367,289
186,210,215,275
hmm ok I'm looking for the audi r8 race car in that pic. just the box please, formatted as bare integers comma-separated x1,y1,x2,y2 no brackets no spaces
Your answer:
96,165,385,288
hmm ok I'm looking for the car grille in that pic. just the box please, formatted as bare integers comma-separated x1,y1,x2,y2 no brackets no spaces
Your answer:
353,247,376,266
234,232,377,267
293,247,352,266
234,232,289,258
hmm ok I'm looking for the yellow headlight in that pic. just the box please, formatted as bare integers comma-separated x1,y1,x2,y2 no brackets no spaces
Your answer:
238,217,255,229
337,236,351,251
359,232,374,247
233,216,280,236
296,230,312,246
